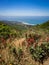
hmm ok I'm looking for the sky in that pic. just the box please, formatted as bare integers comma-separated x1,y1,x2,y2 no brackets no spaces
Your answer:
0,0,49,16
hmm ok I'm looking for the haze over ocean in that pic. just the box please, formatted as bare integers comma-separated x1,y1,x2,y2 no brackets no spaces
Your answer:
0,16,49,24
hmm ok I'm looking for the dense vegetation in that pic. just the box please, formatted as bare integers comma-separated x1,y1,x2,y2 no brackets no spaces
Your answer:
30,42,49,65
0,22,17,39
0,20,49,65
40,20,49,29
35,20,49,30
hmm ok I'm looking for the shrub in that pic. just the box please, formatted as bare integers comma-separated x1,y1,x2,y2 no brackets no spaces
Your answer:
30,44,48,65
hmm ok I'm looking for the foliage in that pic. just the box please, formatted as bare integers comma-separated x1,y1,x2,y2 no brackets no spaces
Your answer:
30,42,49,65
0,22,17,40
40,20,49,29
41,42,49,56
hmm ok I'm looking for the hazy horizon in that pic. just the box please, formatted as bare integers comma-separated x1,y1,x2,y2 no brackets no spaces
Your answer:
0,16,49,24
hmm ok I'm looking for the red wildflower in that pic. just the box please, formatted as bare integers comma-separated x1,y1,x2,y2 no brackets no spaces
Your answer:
27,38,35,47
27,38,34,43
30,38,34,43
46,37,49,42
1,37,6,44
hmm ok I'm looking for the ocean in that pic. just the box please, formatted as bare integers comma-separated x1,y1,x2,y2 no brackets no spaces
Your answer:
0,16,49,24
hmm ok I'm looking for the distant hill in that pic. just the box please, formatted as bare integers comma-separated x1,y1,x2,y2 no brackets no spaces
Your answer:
0,20,33,26
0,20,33,31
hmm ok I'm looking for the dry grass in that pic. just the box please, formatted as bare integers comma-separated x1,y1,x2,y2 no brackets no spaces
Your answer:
0,37,49,65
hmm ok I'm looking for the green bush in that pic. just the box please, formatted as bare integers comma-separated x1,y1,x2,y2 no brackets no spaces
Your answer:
30,42,49,65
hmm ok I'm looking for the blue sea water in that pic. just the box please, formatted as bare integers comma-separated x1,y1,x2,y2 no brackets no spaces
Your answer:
0,16,49,24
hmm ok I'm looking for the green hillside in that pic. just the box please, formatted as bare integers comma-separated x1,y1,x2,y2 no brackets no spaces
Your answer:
0,22,17,39
40,20,49,29
0,21,28,39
